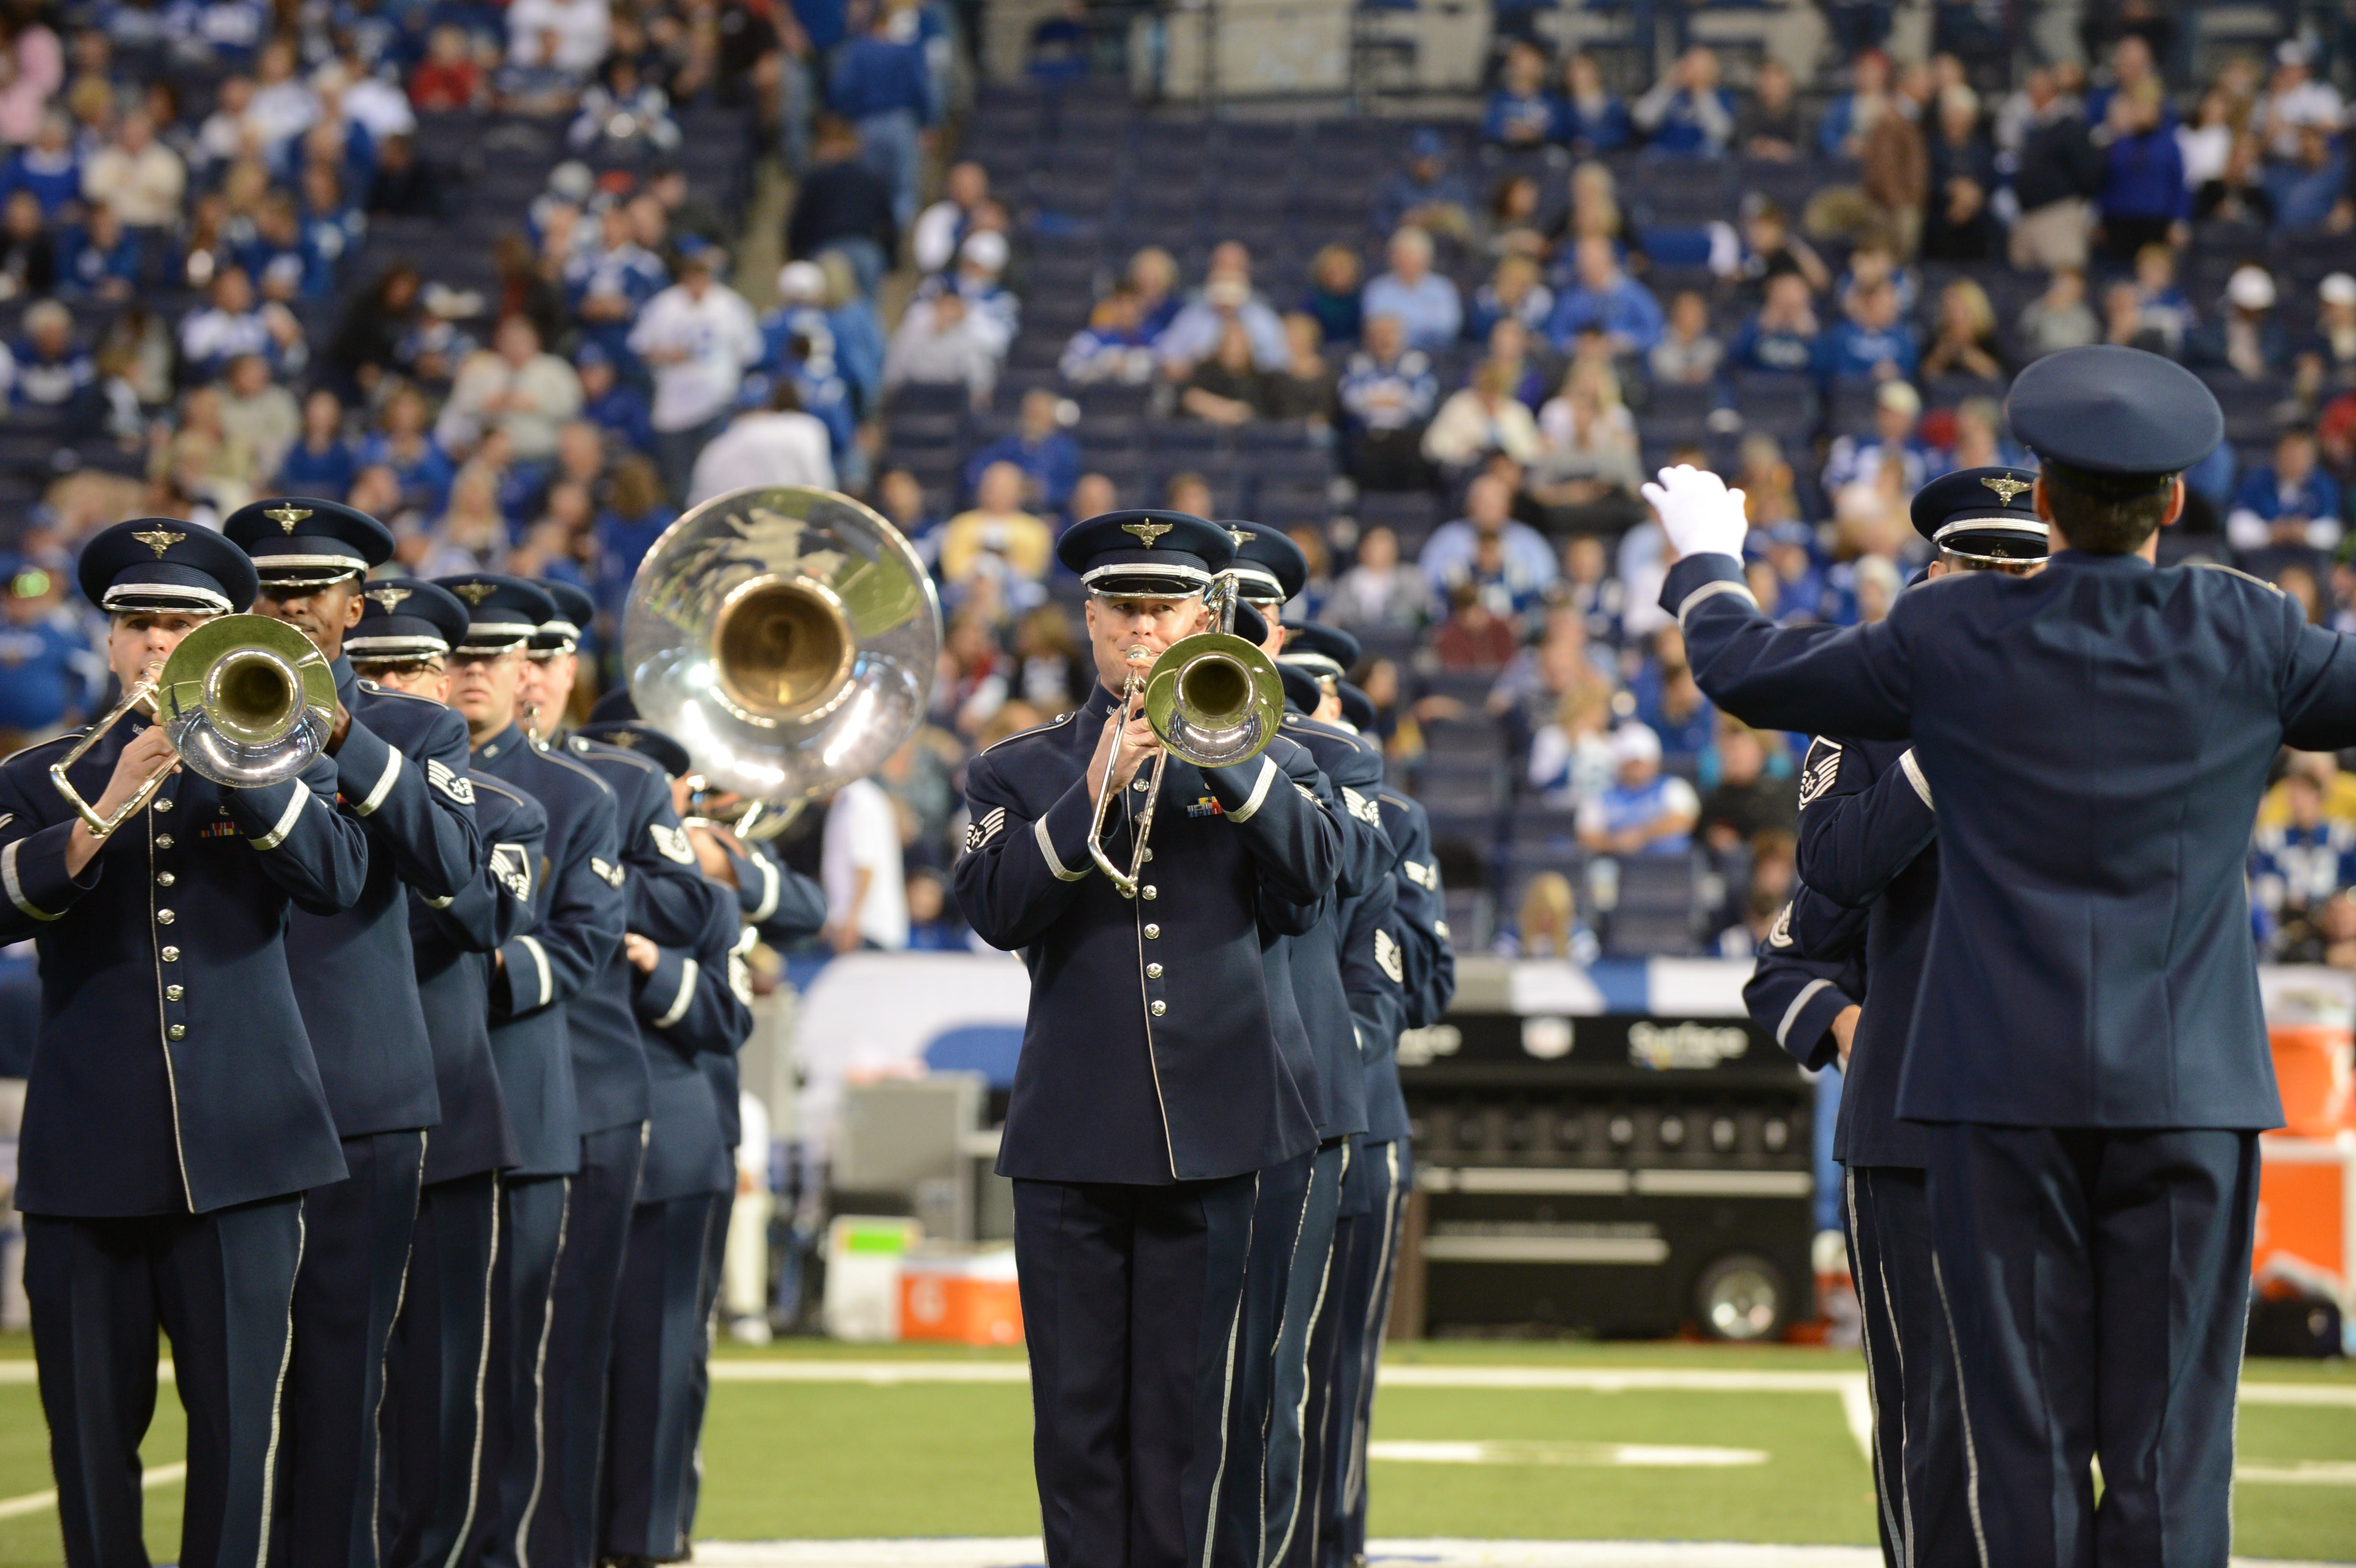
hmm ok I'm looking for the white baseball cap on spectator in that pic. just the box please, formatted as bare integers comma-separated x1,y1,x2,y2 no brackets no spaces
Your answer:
2228,266,2277,312
1611,723,1663,770
2321,273,2356,309
548,161,595,203
1876,380,1922,416
960,230,1008,275
776,261,826,302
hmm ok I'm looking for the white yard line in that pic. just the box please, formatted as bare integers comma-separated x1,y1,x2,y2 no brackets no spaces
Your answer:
685,1541,2356,1568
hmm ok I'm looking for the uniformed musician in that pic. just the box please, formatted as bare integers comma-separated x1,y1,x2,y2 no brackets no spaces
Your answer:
0,521,365,1568
436,575,626,1568
519,576,716,1568
576,708,753,1564
223,498,485,1568
1748,470,2049,1568
346,580,546,1568
952,511,1342,1568
1650,344,2356,1564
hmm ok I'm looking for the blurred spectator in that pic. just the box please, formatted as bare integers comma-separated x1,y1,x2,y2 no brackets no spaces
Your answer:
1126,247,1181,338
1577,723,1697,855
1740,60,1809,161
2266,125,2347,234
410,26,487,112
1818,276,1918,382
2295,273,2356,401
1179,320,1270,426
439,315,583,462
2257,42,2344,164
1556,53,1630,156
1807,94,1928,254
2251,767,2356,947
568,55,681,160
2179,86,2267,225
1300,243,1363,347
218,351,297,478
359,385,457,513
1423,359,1541,472
1527,676,1615,805
1468,253,1552,343
1323,526,1433,632
2019,268,2100,359
964,387,1079,513
1483,40,1556,148
1060,283,1155,385
1818,48,1898,161
2095,80,2186,263
1647,291,1721,385
2102,278,2171,354
11,299,92,424
938,461,1052,603
82,110,183,230
507,0,611,76
1732,271,1822,373
1362,227,1461,354
1920,277,2004,380
1718,200,1829,304
1372,128,1473,243
1699,722,1799,855
1430,579,1519,669
829,7,938,231
278,387,357,495
1336,314,1438,490
2006,65,2103,272
1631,47,1733,158
1545,237,1662,356
1422,472,1555,597
913,160,989,277
0,113,79,221
0,556,98,748
2228,428,2342,555
1010,604,1090,711
1157,241,1287,375
1822,379,1928,494
822,774,908,952
1921,87,1998,262
687,382,837,504
2188,266,2290,381
2130,244,2196,355
590,453,675,610
577,343,653,455
0,189,51,300
786,117,898,298
1529,358,1641,528
61,203,139,301
1629,626,1715,759
934,231,1017,358
1266,312,1338,425
1497,871,1595,962
630,250,762,499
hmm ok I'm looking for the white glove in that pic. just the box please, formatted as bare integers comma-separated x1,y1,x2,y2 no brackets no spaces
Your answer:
1641,464,1750,562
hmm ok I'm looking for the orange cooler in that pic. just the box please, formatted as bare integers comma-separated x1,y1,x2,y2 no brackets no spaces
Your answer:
2253,1134,2356,1316
899,1249,1024,1346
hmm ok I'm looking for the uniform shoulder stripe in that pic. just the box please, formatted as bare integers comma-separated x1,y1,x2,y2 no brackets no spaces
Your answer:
573,736,666,775
365,684,447,707
2189,561,2286,596
977,708,1079,758
538,747,618,795
471,775,529,807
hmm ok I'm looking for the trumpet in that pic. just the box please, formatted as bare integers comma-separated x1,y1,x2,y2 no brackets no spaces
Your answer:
1084,597,1286,897
50,613,338,836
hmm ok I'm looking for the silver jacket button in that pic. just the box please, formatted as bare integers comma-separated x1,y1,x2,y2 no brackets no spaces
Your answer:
153,798,172,813
155,834,173,849
157,872,175,887
1141,885,1157,900
167,1025,185,1040
1150,1000,1167,1016
156,909,175,924
165,985,183,1001
1146,963,1163,979
1144,924,1160,938
160,946,180,961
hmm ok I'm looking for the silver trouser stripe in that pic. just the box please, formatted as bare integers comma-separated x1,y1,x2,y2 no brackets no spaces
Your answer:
749,855,780,922
1036,814,1086,881
1931,1250,1992,1568
1676,578,1758,630
1848,1170,1906,1557
1777,978,1833,1048
251,781,312,851
253,1197,306,1568
654,958,699,1028
444,1176,501,1568
1899,749,1934,809
2,839,57,920
518,935,553,1009
1196,1171,1256,1568
516,1178,571,1568
1226,756,1279,822
354,744,404,817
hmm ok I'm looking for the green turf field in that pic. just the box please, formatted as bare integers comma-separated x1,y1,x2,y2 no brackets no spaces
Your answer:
1,1335,2349,1564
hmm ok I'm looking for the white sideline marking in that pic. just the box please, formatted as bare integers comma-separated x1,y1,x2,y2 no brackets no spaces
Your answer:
686,1542,2356,1568
1367,1441,1768,1467
0,1461,185,1521
2236,1461,2356,1485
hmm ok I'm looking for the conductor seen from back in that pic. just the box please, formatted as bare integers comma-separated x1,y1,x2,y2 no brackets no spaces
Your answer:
953,511,1342,1568
1649,343,2356,1566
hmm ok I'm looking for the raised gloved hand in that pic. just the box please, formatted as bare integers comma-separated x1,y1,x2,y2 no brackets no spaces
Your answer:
1641,464,1750,562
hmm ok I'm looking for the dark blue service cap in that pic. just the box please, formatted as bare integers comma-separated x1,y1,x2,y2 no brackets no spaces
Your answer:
533,579,597,654
1055,510,1234,598
78,519,258,616
1278,621,1361,681
223,496,395,589
435,574,556,653
2005,346,2223,494
1233,600,1268,646
588,687,639,724
1336,680,1377,734
1224,522,1307,604
349,577,469,664
576,719,692,779
1910,466,2049,562
1277,662,1324,716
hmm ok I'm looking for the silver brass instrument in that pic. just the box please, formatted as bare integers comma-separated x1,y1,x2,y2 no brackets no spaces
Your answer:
1084,579,1285,896
622,486,941,833
50,613,337,835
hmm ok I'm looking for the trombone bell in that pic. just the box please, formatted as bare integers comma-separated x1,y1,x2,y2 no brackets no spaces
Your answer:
1144,632,1285,770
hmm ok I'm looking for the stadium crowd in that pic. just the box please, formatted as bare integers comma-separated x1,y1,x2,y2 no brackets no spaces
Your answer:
0,0,2354,968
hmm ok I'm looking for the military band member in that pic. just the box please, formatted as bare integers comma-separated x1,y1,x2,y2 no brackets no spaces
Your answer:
222,498,483,1568
347,581,545,1568
436,575,627,1568
589,710,753,1561
519,577,715,1568
1650,344,2356,1564
953,512,1342,1568
1,522,364,1568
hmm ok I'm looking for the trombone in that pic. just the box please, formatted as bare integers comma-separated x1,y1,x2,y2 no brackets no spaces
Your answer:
1085,575,1285,897
50,613,338,836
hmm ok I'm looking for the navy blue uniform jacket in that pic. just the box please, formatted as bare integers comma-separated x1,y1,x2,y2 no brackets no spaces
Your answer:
1661,548,2356,1130
474,724,624,1175
955,681,1342,1185
557,733,714,1135
411,773,545,1183
1,718,365,1215
1365,790,1451,1145
284,659,483,1140
632,876,754,1202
